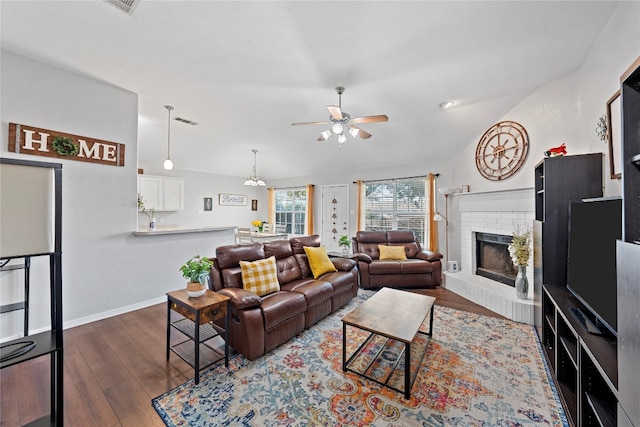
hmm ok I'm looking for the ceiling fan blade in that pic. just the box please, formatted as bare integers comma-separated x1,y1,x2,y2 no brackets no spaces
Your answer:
356,128,372,139
291,120,331,126
327,105,343,120
349,114,389,125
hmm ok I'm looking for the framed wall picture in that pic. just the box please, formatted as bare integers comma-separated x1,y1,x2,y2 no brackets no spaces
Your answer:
606,90,622,180
204,197,213,211
219,193,248,206
251,199,258,211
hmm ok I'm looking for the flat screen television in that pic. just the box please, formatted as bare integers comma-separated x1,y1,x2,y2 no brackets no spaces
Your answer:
566,197,622,336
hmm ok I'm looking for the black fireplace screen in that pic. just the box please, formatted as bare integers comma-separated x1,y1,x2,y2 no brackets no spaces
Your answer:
475,232,517,287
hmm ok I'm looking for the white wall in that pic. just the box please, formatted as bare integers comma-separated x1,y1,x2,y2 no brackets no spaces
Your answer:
1,51,235,339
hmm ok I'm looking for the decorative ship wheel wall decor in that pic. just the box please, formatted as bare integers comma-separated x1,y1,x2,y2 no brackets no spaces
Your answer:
475,121,529,181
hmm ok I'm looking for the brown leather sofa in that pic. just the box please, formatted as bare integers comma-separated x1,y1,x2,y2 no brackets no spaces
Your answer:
352,230,443,289
209,235,358,360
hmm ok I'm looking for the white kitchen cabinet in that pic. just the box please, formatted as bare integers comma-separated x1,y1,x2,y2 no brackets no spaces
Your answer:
138,175,184,211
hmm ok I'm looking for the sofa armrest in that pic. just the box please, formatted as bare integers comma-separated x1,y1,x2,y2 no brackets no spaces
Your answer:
415,250,443,262
331,257,357,271
353,252,372,263
217,287,262,310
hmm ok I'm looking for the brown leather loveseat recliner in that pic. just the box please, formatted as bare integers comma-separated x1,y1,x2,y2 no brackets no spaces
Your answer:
210,235,358,360
352,230,443,289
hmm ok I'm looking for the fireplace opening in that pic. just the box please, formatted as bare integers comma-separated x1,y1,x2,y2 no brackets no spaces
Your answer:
475,232,517,287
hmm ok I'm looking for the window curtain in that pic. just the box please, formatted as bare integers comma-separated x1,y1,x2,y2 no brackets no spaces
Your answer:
427,173,438,251
306,184,314,235
267,187,276,225
356,180,364,231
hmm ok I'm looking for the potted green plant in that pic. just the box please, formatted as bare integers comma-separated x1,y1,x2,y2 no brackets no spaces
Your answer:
180,255,213,297
338,235,351,255
137,194,156,230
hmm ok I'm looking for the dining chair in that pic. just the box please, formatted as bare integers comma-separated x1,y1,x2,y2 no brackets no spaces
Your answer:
236,227,253,244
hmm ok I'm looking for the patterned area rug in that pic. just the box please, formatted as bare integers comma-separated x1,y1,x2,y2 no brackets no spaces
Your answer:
153,290,567,426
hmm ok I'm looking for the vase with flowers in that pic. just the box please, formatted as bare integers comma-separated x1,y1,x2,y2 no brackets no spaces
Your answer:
251,220,264,232
508,225,531,300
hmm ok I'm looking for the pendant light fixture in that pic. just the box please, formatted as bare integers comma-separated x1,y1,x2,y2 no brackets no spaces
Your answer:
163,105,174,170
244,149,266,186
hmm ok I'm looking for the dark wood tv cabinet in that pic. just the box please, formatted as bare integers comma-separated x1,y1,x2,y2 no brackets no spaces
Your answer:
542,284,617,427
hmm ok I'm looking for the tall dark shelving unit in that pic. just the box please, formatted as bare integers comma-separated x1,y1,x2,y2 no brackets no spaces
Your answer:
617,57,640,427
533,153,603,338
533,153,617,426
0,158,63,426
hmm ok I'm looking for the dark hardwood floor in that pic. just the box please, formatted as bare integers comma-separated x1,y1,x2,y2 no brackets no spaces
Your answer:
0,287,505,427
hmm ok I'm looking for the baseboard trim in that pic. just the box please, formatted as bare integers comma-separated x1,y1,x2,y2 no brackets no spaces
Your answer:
63,295,166,330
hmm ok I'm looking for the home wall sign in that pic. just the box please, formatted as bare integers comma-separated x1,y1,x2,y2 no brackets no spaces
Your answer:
8,123,125,167
219,193,247,206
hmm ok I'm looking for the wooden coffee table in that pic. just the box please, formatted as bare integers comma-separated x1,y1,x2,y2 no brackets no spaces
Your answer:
342,287,435,399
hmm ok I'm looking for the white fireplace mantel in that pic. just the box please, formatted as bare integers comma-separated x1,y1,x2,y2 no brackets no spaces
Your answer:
444,187,535,324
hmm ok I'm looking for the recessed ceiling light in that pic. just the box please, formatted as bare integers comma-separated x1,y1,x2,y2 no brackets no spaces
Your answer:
439,101,455,109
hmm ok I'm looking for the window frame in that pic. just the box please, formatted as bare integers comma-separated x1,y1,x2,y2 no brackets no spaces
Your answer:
362,178,428,245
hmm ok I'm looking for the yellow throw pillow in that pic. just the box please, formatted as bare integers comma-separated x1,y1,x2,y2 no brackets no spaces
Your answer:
303,246,338,279
240,256,280,297
378,245,407,260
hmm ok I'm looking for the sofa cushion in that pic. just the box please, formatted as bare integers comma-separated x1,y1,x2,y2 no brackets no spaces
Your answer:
401,259,434,274
304,246,338,278
379,245,407,260
369,260,403,274
221,267,243,288
284,279,334,308
290,235,321,254
217,242,265,269
240,256,280,297
260,291,306,331
401,242,421,258
318,270,355,295
386,230,417,244
356,231,387,243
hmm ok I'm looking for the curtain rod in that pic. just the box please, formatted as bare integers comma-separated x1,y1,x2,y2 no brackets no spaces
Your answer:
268,185,311,190
353,173,438,184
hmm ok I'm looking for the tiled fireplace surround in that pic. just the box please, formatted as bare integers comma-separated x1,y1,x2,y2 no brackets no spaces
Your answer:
443,188,535,324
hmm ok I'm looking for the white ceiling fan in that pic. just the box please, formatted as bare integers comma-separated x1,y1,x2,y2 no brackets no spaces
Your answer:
291,87,388,145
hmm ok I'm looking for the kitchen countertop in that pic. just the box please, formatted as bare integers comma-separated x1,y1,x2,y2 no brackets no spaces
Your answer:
133,225,236,236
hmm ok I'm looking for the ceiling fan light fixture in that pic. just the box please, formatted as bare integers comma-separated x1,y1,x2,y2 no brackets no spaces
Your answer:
348,127,359,138
337,134,347,144
332,123,343,134
320,129,332,140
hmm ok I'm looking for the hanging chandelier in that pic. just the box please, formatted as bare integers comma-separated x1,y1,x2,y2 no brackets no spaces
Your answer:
244,149,266,186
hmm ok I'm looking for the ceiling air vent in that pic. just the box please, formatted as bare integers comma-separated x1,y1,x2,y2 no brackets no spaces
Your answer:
104,0,138,15
174,117,198,126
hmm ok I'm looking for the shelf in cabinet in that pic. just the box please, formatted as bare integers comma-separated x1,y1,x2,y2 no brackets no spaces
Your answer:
544,313,555,332
559,336,578,368
585,392,615,427
558,381,578,426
